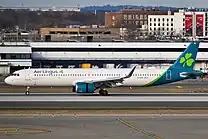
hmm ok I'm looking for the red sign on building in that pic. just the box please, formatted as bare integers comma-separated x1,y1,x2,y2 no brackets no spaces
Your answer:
185,13,204,36
196,14,204,36
185,14,193,36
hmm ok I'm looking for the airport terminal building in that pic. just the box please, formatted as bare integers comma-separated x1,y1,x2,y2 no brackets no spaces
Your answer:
0,42,31,75
1,42,208,74
31,42,208,70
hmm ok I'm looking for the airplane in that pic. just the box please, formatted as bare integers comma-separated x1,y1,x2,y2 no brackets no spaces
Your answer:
4,41,203,96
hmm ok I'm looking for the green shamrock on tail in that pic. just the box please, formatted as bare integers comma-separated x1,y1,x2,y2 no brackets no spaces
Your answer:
180,53,194,67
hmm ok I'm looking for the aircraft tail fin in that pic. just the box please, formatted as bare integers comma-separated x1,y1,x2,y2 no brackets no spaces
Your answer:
171,41,200,71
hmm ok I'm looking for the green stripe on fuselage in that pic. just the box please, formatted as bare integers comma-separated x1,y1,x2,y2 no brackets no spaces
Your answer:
142,69,167,87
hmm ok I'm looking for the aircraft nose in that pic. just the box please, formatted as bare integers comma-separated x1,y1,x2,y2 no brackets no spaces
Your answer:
4,77,12,85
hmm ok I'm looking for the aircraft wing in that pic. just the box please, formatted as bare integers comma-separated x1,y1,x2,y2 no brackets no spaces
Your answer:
81,65,137,89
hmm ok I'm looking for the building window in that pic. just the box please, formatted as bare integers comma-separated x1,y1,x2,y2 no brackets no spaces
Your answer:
132,14,135,19
150,23,152,26
144,15,147,19
154,23,156,26
167,23,169,26
167,18,169,22
158,18,160,22
163,23,165,26
112,16,115,20
167,28,169,31
158,23,160,26
144,21,147,25
171,23,173,26
171,18,173,22
136,15,139,20
162,18,165,21
154,18,156,22
1,54,31,59
150,18,152,21
124,14,127,20
112,22,115,26
128,14,132,20
171,28,173,31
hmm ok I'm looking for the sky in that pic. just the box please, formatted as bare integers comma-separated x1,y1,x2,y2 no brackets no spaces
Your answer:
0,0,208,8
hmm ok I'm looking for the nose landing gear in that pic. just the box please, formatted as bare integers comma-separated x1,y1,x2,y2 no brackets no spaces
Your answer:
25,86,30,95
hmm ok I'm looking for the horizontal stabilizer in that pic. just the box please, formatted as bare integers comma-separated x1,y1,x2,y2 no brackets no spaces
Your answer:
180,71,203,77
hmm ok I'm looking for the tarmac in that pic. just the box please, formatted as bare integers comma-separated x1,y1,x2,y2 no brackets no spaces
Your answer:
1,115,208,139
1,95,208,109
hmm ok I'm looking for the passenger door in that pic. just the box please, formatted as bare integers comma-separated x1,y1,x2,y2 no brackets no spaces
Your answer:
166,70,171,80
25,69,32,81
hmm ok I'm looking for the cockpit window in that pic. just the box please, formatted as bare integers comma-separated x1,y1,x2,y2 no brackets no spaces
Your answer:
12,73,20,76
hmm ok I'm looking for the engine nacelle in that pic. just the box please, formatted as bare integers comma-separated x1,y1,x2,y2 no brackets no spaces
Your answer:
73,82,95,93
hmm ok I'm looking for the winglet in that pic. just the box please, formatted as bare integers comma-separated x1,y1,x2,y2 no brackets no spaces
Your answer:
123,65,137,79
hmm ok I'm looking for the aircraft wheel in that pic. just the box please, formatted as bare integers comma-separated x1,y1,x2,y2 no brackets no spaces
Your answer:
25,91,30,96
99,89,108,96
103,90,108,96
99,89,104,96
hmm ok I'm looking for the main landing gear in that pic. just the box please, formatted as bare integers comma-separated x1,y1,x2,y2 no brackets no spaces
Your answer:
99,89,108,96
25,86,30,96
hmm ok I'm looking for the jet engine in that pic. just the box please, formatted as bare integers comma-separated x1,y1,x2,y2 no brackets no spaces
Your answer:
72,82,95,93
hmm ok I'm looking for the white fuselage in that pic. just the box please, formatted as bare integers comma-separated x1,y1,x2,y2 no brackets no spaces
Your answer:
5,68,166,87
